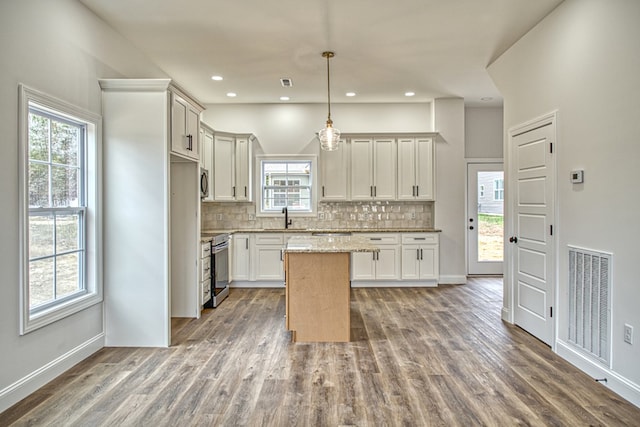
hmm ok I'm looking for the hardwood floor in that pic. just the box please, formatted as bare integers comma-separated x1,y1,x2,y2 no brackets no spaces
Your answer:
3,278,640,426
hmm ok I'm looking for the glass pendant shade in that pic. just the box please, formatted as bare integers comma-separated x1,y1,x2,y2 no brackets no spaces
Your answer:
319,51,340,151
319,119,340,151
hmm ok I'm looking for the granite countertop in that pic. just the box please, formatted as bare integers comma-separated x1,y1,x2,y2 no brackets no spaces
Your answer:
202,228,441,236
284,235,380,253
200,235,213,243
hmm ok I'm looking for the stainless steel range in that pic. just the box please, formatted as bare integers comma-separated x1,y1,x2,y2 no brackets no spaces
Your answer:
205,233,229,308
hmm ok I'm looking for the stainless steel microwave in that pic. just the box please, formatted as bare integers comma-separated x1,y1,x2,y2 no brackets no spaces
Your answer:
200,167,209,199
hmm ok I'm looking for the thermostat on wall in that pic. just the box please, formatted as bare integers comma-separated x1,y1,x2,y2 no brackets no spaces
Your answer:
570,170,584,183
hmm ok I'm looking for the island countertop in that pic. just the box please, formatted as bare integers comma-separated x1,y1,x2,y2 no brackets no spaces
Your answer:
284,235,380,253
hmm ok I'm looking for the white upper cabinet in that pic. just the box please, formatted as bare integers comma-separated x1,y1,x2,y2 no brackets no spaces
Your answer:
349,138,374,200
234,135,252,201
320,139,349,200
211,133,256,202
213,134,236,201
171,92,201,161
350,137,397,200
397,137,435,201
373,138,397,200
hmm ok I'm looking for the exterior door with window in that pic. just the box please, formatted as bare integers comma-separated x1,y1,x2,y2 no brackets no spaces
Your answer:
467,163,504,275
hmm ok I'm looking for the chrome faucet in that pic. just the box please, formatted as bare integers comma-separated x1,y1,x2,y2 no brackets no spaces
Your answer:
282,207,292,229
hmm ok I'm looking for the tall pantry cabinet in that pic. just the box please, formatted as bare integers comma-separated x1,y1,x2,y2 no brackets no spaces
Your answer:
99,79,205,347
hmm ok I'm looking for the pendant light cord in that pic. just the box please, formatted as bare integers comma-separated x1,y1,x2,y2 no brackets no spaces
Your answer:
323,51,334,122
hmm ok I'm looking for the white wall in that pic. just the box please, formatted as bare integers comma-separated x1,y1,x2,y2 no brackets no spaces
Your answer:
433,99,467,283
465,107,503,159
0,0,165,411
489,0,640,405
203,103,433,154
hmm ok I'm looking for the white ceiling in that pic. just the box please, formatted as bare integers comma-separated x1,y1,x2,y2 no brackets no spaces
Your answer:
79,0,564,107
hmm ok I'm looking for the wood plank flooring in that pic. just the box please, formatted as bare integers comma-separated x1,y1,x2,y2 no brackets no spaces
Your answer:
3,278,640,426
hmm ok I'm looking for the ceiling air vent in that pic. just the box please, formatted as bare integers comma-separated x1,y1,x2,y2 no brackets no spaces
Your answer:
280,78,293,87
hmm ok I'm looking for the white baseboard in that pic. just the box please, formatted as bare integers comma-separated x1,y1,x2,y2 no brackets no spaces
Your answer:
501,307,513,323
556,340,640,408
230,281,284,289
0,333,105,413
351,280,437,288
438,275,467,284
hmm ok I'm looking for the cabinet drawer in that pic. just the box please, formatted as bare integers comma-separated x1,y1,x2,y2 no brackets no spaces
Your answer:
200,257,211,281
359,233,399,245
255,233,284,245
201,282,211,304
201,241,212,258
401,233,438,244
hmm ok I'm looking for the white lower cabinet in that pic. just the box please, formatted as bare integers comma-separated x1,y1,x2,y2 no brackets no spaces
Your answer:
231,233,251,281
253,233,285,281
351,234,401,282
200,241,212,306
401,233,439,282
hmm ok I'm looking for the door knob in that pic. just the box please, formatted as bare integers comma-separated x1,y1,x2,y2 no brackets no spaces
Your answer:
509,236,518,243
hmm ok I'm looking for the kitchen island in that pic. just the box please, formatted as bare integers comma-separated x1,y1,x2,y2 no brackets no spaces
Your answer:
283,235,379,342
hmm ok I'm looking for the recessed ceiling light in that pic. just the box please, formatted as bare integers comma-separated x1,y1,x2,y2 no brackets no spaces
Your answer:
211,75,223,81
346,92,356,97
226,92,237,97
280,78,293,87
280,96,290,101
405,91,415,97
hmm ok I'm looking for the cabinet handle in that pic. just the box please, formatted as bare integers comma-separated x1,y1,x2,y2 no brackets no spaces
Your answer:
416,186,419,197
372,252,376,261
233,186,236,197
414,237,426,241
374,186,377,197
187,134,193,151
420,249,424,260
370,238,382,241
280,250,284,262
370,186,373,197
412,185,416,197
245,239,248,250
322,186,325,197
244,186,247,197
416,248,420,260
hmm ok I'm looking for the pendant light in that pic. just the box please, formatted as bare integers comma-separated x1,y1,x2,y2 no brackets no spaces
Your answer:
319,51,341,151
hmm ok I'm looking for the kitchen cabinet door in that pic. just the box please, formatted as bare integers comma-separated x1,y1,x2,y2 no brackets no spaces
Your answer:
213,134,236,201
401,246,422,280
397,137,434,201
349,138,374,200
375,245,401,280
373,138,397,200
320,140,349,200
231,234,251,281
235,136,251,201
253,246,284,281
351,251,376,280
171,93,200,161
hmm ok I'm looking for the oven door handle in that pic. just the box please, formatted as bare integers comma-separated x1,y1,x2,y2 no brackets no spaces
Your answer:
212,241,229,253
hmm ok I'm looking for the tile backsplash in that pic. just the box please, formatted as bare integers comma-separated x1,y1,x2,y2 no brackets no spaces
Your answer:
202,201,434,230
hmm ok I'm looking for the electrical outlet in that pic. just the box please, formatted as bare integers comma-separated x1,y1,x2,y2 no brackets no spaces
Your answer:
216,213,223,221
410,212,416,220
318,212,325,220
248,213,255,221
624,324,633,344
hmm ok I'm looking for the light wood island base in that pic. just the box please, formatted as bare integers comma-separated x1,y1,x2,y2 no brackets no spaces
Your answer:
285,252,351,342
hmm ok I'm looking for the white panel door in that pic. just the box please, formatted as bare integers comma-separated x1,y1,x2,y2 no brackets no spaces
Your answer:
511,119,555,346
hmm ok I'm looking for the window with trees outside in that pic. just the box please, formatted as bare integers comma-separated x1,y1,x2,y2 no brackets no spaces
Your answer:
19,85,102,334
259,157,316,215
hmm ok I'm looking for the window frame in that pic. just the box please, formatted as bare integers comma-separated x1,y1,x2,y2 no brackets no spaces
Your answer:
256,155,317,217
18,84,103,334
